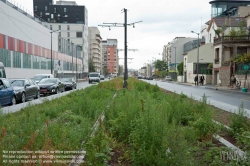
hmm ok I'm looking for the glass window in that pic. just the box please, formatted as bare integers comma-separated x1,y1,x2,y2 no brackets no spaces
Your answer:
51,14,54,19
76,14,78,19
67,25,70,30
54,8,57,13
23,54,31,69
40,12,42,17
0,49,11,67
67,32,70,37
76,32,82,38
45,6,47,11
35,6,37,11
33,56,40,69
13,52,21,68
58,25,61,30
3,79,10,88
64,8,67,12
29,79,35,85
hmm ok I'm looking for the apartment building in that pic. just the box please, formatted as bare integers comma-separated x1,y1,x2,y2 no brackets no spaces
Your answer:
88,27,102,72
33,0,88,77
102,39,119,75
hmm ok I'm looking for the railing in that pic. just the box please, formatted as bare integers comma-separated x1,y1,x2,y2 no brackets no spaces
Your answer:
214,58,220,64
214,36,250,44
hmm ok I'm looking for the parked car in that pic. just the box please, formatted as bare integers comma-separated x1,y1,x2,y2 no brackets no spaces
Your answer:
38,78,65,95
11,79,40,103
100,75,105,80
147,76,153,80
0,78,16,106
33,74,54,84
165,76,172,81
61,78,77,90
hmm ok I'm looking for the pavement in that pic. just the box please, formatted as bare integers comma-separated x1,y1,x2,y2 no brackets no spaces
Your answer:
173,81,250,94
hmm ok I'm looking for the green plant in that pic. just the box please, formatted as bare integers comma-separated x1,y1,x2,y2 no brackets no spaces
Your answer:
177,62,183,75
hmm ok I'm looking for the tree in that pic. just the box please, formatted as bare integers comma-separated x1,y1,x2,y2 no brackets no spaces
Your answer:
154,59,168,71
177,62,183,75
103,67,109,76
228,20,247,37
89,59,95,72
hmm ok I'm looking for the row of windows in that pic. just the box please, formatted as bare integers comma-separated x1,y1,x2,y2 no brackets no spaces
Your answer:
0,49,80,71
35,6,68,12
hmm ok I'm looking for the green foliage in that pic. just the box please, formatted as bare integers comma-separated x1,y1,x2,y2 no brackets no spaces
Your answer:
154,59,168,71
228,21,247,37
177,62,183,75
158,70,168,78
228,28,237,36
229,103,250,137
214,24,227,37
89,58,96,72
230,52,250,63
208,63,213,69
103,67,109,76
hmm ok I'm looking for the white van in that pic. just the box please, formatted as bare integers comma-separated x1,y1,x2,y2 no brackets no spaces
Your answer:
88,72,100,84
33,74,54,84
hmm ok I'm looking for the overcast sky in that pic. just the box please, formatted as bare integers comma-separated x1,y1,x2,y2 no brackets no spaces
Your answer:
16,0,211,70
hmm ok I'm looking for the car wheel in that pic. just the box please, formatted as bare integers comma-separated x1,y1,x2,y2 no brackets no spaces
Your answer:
10,96,16,105
35,91,40,99
21,92,26,103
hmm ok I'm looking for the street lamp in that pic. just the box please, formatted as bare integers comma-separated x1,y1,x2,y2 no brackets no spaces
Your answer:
76,45,82,82
50,29,60,74
71,42,74,78
191,31,200,79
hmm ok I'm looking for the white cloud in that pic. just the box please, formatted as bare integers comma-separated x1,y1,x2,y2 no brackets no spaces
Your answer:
15,0,211,69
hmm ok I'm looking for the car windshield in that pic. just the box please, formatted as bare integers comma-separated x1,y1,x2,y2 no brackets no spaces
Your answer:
33,75,48,81
61,78,72,82
11,80,24,87
89,74,99,77
39,78,57,84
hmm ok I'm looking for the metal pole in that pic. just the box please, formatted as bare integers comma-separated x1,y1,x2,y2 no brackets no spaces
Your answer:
76,46,77,82
197,34,199,78
50,32,53,74
174,47,176,73
123,8,128,88
72,42,74,77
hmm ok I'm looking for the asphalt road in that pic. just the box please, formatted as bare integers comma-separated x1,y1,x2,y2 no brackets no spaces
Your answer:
144,80,250,110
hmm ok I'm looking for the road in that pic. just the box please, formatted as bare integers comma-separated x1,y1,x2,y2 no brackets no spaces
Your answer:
144,80,250,117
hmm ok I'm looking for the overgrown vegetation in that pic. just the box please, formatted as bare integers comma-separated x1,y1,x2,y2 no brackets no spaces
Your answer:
0,78,249,165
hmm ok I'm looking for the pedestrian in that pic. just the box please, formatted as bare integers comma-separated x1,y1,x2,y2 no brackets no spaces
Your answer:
194,75,198,86
230,75,236,89
200,74,205,85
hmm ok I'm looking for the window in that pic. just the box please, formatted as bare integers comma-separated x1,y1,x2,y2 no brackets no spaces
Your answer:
50,25,52,30
54,8,57,13
0,49,11,67
45,6,47,11
35,6,37,11
76,32,82,38
13,52,21,68
33,56,40,69
51,14,54,19
23,54,31,69
67,32,70,37
67,25,70,30
58,25,61,30
64,8,67,12
40,12,42,17
76,14,78,19
63,21,68,23
48,18,50,22
59,32,61,36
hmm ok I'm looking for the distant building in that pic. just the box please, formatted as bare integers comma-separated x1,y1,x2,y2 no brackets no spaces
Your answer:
101,39,119,75
33,0,88,76
88,27,102,72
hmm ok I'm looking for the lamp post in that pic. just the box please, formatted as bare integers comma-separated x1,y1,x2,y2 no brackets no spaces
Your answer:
191,31,200,79
71,42,74,78
50,29,60,74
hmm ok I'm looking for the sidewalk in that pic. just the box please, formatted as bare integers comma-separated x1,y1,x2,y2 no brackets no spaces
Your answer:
176,82,250,94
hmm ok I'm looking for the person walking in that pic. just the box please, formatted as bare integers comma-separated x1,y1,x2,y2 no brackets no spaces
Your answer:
194,75,198,86
230,75,236,89
200,74,205,86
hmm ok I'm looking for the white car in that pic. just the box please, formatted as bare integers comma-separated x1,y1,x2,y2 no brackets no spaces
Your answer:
88,72,100,84
165,76,172,81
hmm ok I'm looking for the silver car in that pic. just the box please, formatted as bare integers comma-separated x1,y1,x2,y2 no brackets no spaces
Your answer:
165,76,172,81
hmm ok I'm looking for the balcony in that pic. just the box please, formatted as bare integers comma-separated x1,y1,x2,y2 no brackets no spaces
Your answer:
214,36,250,45
214,58,220,64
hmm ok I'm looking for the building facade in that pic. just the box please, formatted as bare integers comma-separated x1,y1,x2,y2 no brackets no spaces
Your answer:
102,39,119,76
0,0,81,78
33,0,88,76
88,27,102,72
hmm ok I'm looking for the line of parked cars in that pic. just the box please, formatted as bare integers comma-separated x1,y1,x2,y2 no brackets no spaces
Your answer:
0,74,77,107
